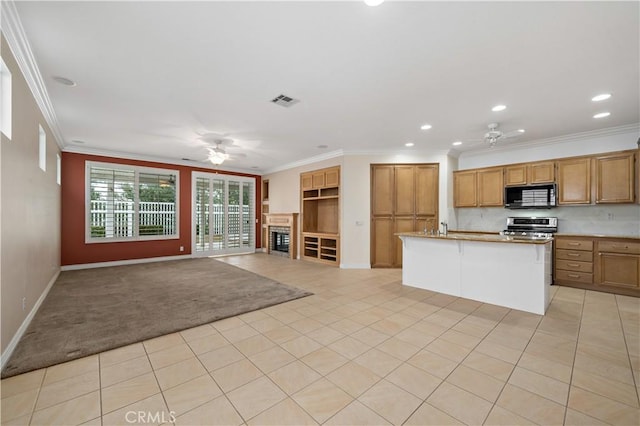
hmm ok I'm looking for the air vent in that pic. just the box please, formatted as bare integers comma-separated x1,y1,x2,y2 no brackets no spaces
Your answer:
271,94,300,107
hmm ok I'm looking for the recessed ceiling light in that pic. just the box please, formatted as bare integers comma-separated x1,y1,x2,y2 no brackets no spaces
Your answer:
420,124,432,130
492,104,507,112
364,0,384,6
52,76,77,87
70,139,85,144
593,112,611,119
452,141,463,146
251,166,259,169
317,144,328,149
591,93,611,102
405,142,414,147
517,129,525,133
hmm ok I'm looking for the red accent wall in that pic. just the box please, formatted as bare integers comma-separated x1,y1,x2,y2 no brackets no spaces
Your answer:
61,152,261,266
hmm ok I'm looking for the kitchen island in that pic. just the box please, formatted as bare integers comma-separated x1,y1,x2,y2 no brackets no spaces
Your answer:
397,232,553,315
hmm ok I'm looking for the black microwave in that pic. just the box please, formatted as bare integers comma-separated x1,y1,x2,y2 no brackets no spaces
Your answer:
504,184,557,209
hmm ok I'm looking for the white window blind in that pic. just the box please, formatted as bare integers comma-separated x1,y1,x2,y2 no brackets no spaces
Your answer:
87,162,178,242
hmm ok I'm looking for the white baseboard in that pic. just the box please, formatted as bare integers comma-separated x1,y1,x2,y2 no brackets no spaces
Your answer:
340,263,372,269
61,254,193,271
1,269,60,371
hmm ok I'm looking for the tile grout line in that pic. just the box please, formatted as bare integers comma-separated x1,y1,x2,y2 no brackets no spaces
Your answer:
614,294,640,408
561,288,586,426
26,366,47,426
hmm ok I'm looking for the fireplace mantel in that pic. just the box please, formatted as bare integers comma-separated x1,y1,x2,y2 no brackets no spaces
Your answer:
265,213,298,259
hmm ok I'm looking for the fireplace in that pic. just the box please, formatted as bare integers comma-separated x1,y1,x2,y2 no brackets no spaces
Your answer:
264,213,298,260
269,226,290,257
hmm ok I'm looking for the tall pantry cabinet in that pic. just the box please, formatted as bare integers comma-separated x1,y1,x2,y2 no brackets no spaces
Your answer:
371,164,439,268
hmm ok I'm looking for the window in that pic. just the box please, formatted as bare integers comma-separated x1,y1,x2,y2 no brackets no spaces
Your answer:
56,154,61,185
39,125,46,171
1,57,11,139
87,162,179,242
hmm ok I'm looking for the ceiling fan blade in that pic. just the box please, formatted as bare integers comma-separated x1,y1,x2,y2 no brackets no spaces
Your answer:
502,130,525,138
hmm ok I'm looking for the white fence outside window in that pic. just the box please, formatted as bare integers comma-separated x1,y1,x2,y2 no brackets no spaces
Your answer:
90,201,176,237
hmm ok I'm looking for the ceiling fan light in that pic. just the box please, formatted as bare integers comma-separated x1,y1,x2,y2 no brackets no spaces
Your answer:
209,150,228,165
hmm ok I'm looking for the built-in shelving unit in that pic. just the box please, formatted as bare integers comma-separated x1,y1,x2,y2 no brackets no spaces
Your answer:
261,179,269,249
300,166,340,266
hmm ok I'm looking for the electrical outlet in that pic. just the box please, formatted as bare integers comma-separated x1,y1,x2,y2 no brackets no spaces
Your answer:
608,213,614,221
179,246,184,252
22,297,26,311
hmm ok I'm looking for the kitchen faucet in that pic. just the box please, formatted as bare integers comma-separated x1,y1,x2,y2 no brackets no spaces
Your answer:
440,221,448,236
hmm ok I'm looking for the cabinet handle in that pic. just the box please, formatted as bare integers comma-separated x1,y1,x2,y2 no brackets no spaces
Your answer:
567,253,581,257
568,242,581,246
568,274,580,278
567,263,580,267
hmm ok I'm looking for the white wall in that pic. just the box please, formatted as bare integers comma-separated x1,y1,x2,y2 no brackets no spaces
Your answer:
1,34,61,356
265,150,453,268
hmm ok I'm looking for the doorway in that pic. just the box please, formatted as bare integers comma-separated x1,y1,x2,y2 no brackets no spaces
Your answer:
192,172,255,256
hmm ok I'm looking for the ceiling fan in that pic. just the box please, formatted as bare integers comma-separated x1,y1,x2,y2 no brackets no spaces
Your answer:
198,135,247,165
482,122,525,147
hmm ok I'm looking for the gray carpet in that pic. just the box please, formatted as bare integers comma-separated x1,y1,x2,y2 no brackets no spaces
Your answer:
2,258,312,378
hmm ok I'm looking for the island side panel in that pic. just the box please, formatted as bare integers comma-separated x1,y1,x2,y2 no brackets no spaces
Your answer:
460,241,552,315
400,236,462,297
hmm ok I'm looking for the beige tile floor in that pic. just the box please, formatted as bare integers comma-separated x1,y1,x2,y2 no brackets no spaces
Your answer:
1,253,639,425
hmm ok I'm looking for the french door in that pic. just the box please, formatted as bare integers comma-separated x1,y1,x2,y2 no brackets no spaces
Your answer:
192,172,255,256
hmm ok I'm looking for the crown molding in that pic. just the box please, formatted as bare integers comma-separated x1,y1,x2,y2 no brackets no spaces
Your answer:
63,145,261,176
1,0,66,150
459,123,640,159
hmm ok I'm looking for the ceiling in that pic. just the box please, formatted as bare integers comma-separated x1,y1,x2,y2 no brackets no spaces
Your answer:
9,1,640,173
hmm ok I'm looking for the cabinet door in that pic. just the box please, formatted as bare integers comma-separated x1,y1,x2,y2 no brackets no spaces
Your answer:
371,217,394,267
597,253,640,290
477,168,504,207
301,173,313,191
371,165,394,215
505,165,527,186
325,168,340,187
416,165,438,216
595,153,635,203
454,171,477,207
394,217,415,267
557,158,591,204
312,171,325,189
529,161,555,184
395,166,415,215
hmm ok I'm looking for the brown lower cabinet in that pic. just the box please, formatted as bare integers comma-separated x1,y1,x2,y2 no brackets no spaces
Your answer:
554,235,640,296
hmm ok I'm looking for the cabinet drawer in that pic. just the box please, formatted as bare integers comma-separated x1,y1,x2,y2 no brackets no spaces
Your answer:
556,269,593,284
555,239,593,251
556,249,593,262
555,259,593,273
598,241,640,255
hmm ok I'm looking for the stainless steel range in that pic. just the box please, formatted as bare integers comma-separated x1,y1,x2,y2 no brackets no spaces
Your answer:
500,216,557,240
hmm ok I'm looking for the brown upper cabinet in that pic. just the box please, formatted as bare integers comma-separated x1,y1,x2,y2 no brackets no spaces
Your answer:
477,168,504,206
454,167,503,208
453,170,477,208
302,167,340,191
557,157,591,205
505,161,555,186
595,152,635,203
454,149,637,209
